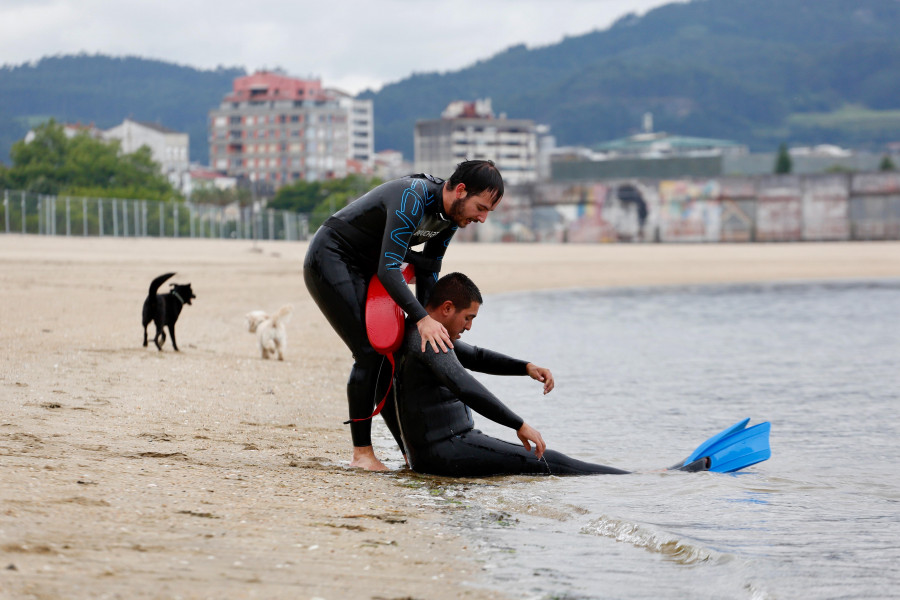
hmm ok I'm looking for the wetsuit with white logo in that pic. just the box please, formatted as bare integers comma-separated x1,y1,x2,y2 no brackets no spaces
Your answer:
303,174,456,448
392,326,630,476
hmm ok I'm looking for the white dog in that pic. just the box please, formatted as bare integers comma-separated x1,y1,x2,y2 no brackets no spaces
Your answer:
245,304,293,360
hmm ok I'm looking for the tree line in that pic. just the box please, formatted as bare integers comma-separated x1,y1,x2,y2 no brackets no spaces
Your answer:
0,120,179,201
0,120,378,221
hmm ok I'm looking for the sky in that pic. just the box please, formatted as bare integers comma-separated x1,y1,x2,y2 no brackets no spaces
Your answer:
0,0,683,94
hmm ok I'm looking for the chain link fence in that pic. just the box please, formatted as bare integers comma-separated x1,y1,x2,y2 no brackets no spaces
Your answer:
1,190,311,241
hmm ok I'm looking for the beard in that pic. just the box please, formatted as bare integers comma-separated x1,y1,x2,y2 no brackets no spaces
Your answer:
448,195,469,227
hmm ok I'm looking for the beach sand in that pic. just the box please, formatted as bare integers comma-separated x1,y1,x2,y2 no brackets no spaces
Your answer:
2,235,898,599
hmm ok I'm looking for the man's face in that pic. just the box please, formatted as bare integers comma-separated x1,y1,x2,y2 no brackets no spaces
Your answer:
445,301,481,340
448,185,497,228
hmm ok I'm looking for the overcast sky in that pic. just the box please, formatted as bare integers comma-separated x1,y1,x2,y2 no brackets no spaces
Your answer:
0,0,683,94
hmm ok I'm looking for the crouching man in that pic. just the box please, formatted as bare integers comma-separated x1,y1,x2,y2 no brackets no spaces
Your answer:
392,272,629,477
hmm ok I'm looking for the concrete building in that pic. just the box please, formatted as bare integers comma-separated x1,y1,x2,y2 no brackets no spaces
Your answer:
373,149,413,181
103,119,190,189
208,71,374,187
183,165,237,199
414,98,541,184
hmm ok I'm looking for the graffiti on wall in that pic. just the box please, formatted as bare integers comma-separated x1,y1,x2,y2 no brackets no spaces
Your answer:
657,180,721,242
459,173,900,243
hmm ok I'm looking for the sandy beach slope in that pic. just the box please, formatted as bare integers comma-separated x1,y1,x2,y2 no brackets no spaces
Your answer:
1,235,898,599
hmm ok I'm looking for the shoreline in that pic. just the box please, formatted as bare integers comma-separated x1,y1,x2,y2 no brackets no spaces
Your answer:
2,235,898,599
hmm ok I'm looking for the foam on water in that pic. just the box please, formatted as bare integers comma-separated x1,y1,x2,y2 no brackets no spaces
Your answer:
582,515,721,565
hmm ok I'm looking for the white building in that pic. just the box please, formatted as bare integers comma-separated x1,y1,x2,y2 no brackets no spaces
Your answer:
183,165,237,199
103,119,190,189
331,89,375,168
374,149,413,180
414,98,541,184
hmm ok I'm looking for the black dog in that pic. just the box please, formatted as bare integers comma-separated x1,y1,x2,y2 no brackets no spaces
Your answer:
142,272,196,351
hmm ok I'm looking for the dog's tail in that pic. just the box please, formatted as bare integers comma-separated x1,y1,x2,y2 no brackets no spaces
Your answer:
148,272,176,296
271,304,294,326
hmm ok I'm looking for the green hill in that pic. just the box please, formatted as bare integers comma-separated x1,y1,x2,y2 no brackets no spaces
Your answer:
2,0,900,167
0,54,244,166
362,0,900,155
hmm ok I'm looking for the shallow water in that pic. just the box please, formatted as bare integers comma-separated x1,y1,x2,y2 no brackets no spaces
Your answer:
409,280,900,599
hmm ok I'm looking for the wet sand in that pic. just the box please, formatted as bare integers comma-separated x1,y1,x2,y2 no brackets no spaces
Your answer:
2,235,898,599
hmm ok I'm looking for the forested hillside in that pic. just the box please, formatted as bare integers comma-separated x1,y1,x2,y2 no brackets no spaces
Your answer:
2,0,899,166
362,0,900,155
0,55,244,165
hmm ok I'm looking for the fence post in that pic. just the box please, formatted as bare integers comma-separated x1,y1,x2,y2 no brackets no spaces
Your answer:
159,202,164,237
83,197,88,236
66,196,71,236
99,199,104,237
3,190,8,234
21,192,26,234
174,202,179,238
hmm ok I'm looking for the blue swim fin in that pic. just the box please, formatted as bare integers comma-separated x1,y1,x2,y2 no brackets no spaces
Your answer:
671,419,771,473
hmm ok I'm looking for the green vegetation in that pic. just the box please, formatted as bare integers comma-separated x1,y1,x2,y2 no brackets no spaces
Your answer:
268,175,382,227
0,120,180,200
2,1,900,163
881,155,897,171
189,186,251,206
0,54,243,165
787,105,900,130
362,0,900,155
775,143,793,174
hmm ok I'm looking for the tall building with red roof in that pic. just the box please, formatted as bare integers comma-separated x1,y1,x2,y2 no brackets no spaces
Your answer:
208,71,373,187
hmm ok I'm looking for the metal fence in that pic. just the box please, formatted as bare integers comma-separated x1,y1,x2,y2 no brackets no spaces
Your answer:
8,173,900,245
1,190,311,241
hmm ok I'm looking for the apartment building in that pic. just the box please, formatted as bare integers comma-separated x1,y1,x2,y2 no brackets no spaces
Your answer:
208,71,373,186
414,98,539,184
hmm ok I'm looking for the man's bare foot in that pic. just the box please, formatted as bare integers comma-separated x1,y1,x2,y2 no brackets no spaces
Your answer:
350,446,388,471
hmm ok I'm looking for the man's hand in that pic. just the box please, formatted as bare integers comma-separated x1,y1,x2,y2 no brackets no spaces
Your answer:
417,315,453,353
525,363,554,394
516,422,546,459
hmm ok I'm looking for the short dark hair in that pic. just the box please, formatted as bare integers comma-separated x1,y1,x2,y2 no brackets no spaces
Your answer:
447,160,504,205
425,272,483,310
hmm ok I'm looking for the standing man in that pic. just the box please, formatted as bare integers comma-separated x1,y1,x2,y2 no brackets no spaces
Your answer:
303,160,504,471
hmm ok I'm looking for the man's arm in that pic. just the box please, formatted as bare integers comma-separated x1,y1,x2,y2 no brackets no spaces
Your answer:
409,331,524,431
377,179,430,322
456,342,555,394
377,180,453,353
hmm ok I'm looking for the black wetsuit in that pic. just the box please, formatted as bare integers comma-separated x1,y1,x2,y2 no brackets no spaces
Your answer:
392,326,630,477
303,174,457,448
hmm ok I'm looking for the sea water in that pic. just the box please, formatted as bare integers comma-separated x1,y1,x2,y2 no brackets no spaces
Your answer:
394,279,900,599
